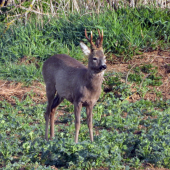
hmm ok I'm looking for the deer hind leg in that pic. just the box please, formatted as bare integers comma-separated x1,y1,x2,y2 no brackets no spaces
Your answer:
50,94,64,139
45,84,56,140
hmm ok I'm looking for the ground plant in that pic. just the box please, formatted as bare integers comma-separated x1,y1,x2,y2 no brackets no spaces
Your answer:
0,2,170,170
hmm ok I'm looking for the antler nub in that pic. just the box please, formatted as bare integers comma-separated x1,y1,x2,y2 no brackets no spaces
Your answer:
85,29,90,42
91,31,93,40
98,29,101,38
98,29,103,48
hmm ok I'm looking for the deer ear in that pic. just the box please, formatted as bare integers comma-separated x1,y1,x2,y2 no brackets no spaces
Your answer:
80,42,91,56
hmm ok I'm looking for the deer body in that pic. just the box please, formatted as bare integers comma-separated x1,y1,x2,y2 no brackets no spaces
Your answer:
42,29,106,143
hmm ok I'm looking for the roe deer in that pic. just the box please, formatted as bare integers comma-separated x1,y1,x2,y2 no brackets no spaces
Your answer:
42,29,107,143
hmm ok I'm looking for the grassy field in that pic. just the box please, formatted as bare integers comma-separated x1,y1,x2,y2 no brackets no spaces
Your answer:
0,4,170,170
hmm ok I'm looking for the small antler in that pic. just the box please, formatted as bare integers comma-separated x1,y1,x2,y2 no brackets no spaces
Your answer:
85,29,96,49
97,29,103,48
98,29,101,37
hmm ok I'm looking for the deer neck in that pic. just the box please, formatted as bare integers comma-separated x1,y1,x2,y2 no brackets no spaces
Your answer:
86,69,104,90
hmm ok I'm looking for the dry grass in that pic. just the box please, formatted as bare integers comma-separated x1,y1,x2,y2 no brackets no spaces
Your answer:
1,0,170,27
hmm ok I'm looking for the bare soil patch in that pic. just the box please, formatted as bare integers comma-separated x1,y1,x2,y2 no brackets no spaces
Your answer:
0,80,46,104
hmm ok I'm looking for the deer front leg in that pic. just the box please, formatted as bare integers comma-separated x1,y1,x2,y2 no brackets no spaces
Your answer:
74,102,82,143
86,105,94,142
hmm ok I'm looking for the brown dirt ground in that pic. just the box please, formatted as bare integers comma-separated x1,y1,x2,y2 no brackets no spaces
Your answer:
0,80,46,104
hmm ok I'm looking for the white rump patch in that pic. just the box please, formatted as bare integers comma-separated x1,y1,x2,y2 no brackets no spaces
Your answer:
80,42,91,56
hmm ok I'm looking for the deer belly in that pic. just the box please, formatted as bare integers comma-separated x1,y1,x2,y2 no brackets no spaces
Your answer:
57,89,74,103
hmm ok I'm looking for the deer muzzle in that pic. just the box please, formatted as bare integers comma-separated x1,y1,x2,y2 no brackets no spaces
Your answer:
100,65,107,70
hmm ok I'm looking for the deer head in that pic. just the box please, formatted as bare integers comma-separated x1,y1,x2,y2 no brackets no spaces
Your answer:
80,29,107,74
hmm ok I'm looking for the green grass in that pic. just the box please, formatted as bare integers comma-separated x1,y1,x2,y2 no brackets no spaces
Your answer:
0,5,170,170
127,64,163,86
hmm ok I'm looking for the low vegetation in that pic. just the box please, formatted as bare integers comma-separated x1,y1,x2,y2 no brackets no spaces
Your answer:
0,1,170,169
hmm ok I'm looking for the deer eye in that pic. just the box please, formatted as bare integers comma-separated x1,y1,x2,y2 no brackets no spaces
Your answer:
93,58,97,61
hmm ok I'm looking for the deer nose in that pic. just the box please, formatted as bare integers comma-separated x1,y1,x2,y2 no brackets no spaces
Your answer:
100,65,107,70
